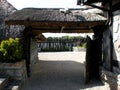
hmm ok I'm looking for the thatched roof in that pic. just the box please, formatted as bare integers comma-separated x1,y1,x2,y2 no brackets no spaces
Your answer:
5,8,107,33
6,8,106,23
0,0,20,40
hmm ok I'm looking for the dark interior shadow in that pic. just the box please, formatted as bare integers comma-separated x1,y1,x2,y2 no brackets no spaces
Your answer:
22,60,104,90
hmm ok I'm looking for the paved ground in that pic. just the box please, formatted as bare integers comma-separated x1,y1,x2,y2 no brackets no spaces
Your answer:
21,52,109,90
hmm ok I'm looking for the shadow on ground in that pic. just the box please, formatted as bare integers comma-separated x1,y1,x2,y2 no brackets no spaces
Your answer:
21,60,104,90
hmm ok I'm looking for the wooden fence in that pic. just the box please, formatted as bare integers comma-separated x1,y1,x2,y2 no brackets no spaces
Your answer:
38,37,86,52
38,41,74,52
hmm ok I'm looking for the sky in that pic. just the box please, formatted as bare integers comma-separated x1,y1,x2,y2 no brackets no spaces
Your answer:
7,0,91,37
7,0,79,10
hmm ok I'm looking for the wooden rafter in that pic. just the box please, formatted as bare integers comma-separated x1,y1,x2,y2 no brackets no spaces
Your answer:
112,2,120,12
34,33,46,42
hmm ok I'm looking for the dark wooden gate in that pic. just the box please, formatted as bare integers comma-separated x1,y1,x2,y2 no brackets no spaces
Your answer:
85,35,101,83
85,36,92,83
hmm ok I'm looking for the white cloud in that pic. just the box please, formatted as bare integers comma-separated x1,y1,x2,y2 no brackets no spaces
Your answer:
7,0,78,9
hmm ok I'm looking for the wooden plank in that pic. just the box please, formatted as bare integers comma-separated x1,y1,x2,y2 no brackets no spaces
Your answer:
6,21,106,28
112,2,120,12
32,26,93,33
30,21,106,28
32,27,90,30
32,29,93,33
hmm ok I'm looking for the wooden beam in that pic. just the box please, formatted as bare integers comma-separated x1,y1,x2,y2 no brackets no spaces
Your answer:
32,27,90,31
112,2,120,12
23,27,32,77
32,26,93,33
86,4,109,11
32,29,93,33
34,33,46,42
6,21,106,28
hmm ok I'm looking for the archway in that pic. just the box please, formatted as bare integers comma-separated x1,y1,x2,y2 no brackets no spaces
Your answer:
5,8,107,83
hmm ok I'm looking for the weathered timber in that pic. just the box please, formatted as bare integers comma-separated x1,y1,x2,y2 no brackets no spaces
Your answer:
112,2,120,12
6,21,106,28
32,29,93,33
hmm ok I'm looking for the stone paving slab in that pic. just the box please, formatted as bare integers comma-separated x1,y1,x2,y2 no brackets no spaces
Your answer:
21,52,109,90
0,78,9,90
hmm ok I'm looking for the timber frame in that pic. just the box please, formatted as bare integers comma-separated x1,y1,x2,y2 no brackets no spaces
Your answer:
5,8,107,77
6,21,106,33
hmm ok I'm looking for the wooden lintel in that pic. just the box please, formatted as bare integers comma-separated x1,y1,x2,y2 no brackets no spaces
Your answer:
32,29,93,33
112,2,120,12
32,27,90,31
6,21,106,28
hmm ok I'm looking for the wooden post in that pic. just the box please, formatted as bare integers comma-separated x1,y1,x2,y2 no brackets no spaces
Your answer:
110,26,113,72
22,26,32,77
92,25,104,79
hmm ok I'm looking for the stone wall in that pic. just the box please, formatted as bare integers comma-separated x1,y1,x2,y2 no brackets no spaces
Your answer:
30,38,38,75
101,1,120,90
0,61,27,81
0,0,27,82
101,15,120,90
101,67,120,90
0,0,24,40
113,14,120,68
102,0,120,70
101,7,120,90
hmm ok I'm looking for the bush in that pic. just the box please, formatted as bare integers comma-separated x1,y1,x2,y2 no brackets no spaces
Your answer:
82,43,86,48
0,38,23,63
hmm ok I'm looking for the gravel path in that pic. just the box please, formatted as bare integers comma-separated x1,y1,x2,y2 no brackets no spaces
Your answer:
21,52,109,90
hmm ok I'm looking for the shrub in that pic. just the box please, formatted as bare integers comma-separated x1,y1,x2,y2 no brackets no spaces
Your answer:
82,43,86,48
0,38,23,63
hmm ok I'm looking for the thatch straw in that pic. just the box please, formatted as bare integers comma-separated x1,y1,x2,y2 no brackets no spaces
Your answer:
5,8,107,22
